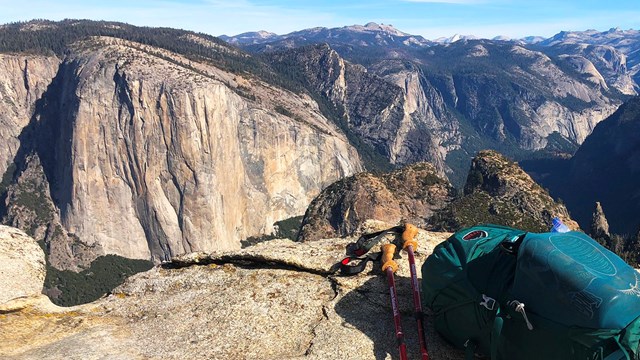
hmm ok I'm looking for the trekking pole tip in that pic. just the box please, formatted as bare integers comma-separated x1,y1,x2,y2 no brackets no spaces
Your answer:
402,223,419,251
381,243,399,273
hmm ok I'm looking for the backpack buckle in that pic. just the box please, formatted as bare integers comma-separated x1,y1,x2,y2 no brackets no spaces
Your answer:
480,294,496,311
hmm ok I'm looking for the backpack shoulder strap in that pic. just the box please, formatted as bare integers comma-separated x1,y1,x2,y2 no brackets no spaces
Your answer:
491,309,504,360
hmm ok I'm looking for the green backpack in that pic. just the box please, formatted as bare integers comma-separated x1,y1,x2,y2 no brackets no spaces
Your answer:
422,224,640,360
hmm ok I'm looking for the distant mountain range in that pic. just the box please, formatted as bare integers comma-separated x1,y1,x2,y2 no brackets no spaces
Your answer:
221,23,639,46
221,25,520,46
223,23,640,85
222,23,640,96
541,27,640,48
220,22,433,47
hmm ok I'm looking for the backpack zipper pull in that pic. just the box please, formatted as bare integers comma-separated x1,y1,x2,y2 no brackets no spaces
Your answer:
508,300,534,330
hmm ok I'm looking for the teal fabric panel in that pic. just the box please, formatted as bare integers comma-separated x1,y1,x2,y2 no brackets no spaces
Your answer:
511,231,640,329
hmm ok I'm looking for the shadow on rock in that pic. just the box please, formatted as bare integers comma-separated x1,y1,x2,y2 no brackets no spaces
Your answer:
334,272,465,360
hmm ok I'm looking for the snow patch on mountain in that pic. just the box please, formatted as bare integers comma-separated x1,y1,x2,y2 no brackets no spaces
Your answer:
344,22,410,37
434,34,478,44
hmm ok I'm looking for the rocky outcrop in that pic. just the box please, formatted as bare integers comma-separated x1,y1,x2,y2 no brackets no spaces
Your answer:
430,150,578,232
0,222,465,360
2,36,363,266
298,163,455,241
590,202,611,241
0,225,46,304
2,154,100,270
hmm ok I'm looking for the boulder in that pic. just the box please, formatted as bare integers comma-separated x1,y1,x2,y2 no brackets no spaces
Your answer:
0,225,46,304
590,201,611,241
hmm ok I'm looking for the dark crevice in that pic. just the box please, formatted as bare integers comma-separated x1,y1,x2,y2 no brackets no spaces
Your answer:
22,59,30,100
328,276,340,299
0,306,25,315
157,88,187,243
162,254,342,277
304,305,329,356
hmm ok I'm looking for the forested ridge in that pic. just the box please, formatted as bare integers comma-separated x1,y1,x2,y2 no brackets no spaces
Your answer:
0,19,313,95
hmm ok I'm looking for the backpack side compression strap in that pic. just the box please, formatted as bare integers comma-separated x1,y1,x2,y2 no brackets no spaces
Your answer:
340,226,404,275
339,252,381,275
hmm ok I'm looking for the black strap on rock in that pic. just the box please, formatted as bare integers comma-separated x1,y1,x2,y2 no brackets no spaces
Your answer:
339,252,381,275
339,225,404,275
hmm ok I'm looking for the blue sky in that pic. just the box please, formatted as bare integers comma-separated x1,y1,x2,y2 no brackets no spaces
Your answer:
1,0,639,40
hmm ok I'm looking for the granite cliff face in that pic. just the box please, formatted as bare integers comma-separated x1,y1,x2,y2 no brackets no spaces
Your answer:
416,41,620,150
369,60,458,173
267,44,445,174
0,54,60,178
543,43,635,95
541,28,640,94
1,34,363,267
0,225,46,304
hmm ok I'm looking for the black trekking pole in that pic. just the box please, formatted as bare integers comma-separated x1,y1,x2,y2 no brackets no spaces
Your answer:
381,243,408,360
401,223,429,360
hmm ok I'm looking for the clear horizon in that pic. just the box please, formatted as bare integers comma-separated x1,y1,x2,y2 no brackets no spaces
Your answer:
0,0,638,40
